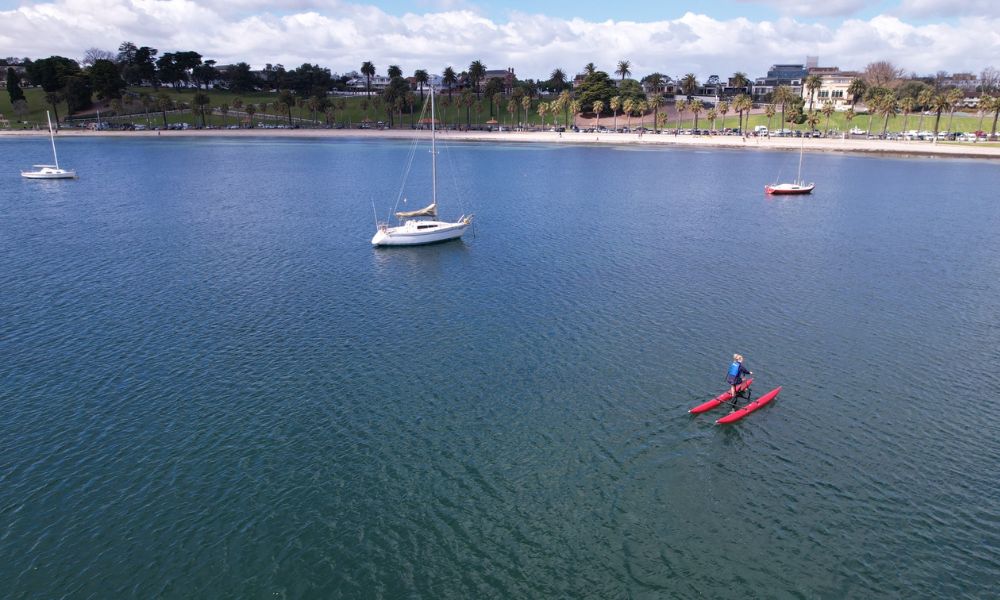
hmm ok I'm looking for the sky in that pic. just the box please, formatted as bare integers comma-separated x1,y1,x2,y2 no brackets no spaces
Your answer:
1,0,998,81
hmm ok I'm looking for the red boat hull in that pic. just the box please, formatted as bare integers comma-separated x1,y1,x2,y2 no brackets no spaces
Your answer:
689,379,753,414
715,386,781,424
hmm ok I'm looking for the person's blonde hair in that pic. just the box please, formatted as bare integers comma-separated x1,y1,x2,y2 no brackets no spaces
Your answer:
734,353,743,362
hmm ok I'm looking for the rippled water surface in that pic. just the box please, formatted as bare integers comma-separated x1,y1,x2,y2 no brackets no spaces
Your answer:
2,136,999,598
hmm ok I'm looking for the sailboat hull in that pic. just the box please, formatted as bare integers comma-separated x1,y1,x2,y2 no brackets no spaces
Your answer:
765,183,814,195
21,167,77,179
372,219,470,246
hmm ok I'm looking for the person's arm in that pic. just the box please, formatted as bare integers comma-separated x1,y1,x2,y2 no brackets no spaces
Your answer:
742,364,752,376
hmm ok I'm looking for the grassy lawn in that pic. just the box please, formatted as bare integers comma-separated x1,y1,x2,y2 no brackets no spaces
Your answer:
3,86,995,134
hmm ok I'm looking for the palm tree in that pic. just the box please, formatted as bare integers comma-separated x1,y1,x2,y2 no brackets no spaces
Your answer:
680,73,698,98
414,69,428,104
550,68,567,92
806,110,820,132
191,92,211,127
879,95,897,135
845,107,855,132
805,73,822,111
469,60,486,99
220,103,229,128
675,99,686,134
623,98,634,130
610,95,621,131
558,90,572,126
570,99,582,128
649,93,662,132
584,62,597,75
988,95,1000,139
690,98,703,130
492,92,502,119
931,93,950,138
707,108,718,131
245,103,256,128
765,104,776,132
232,97,243,127
387,65,402,79
361,61,375,100
733,94,752,133
592,99,605,129
821,100,835,134
945,88,964,134
848,77,867,108
916,88,934,132
899,97,915,134
731,72,750,97
615,59,631,82
140,93,153,128
521,96,531,127
717,100,729,130
773,85,793,131
646,73,664,95
537,101,548,128
156,92,172,128
976,96,989,134
442,66,457,101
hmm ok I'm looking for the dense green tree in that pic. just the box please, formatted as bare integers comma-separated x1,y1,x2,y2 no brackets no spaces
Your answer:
26,56,84,124
617,79,645,104
89,59,125,100
6,67,25,104
573,70,616,113
192,59,219,90
227,62,257,93
289,63,332,98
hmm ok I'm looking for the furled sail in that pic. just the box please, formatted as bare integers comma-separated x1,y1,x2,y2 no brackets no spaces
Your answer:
395,202,437,218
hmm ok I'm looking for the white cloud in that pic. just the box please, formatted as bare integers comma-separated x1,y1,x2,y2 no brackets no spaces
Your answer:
2,1,998,80
895,0,1000,18
735,0,868,18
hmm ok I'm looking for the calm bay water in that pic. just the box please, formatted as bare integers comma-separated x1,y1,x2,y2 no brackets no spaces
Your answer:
2,135,999,598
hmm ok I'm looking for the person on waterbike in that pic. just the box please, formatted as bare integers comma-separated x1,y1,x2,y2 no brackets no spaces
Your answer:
727,354,752,407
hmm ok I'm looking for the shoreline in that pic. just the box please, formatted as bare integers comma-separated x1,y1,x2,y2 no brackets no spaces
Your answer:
2,127,998,160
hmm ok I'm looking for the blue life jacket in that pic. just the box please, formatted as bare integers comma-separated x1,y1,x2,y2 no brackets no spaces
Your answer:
727,361,742,378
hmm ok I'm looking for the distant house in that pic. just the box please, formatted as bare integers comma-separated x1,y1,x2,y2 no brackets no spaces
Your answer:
347,74,392,95
482,68,516,95
803,67,861,111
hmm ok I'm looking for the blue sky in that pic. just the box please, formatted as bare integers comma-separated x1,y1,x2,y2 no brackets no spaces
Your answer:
2,1,997,80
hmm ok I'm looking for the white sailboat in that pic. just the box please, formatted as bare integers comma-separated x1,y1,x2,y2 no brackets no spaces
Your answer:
371,85,472,246
765,136,813,195
21,111,77,180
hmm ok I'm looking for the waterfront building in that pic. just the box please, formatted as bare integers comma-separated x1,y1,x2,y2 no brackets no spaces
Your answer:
752,63,807,102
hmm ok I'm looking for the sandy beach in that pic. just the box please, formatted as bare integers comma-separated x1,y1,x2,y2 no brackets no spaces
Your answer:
3,126,998,160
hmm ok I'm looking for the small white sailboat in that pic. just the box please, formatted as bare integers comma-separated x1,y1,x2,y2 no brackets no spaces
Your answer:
765,137,812,195
21,111,77,180
371,84,472,246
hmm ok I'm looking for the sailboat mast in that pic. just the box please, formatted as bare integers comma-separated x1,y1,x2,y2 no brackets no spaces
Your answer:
47,111,60,169
796,137,804,185
430,83,437,207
